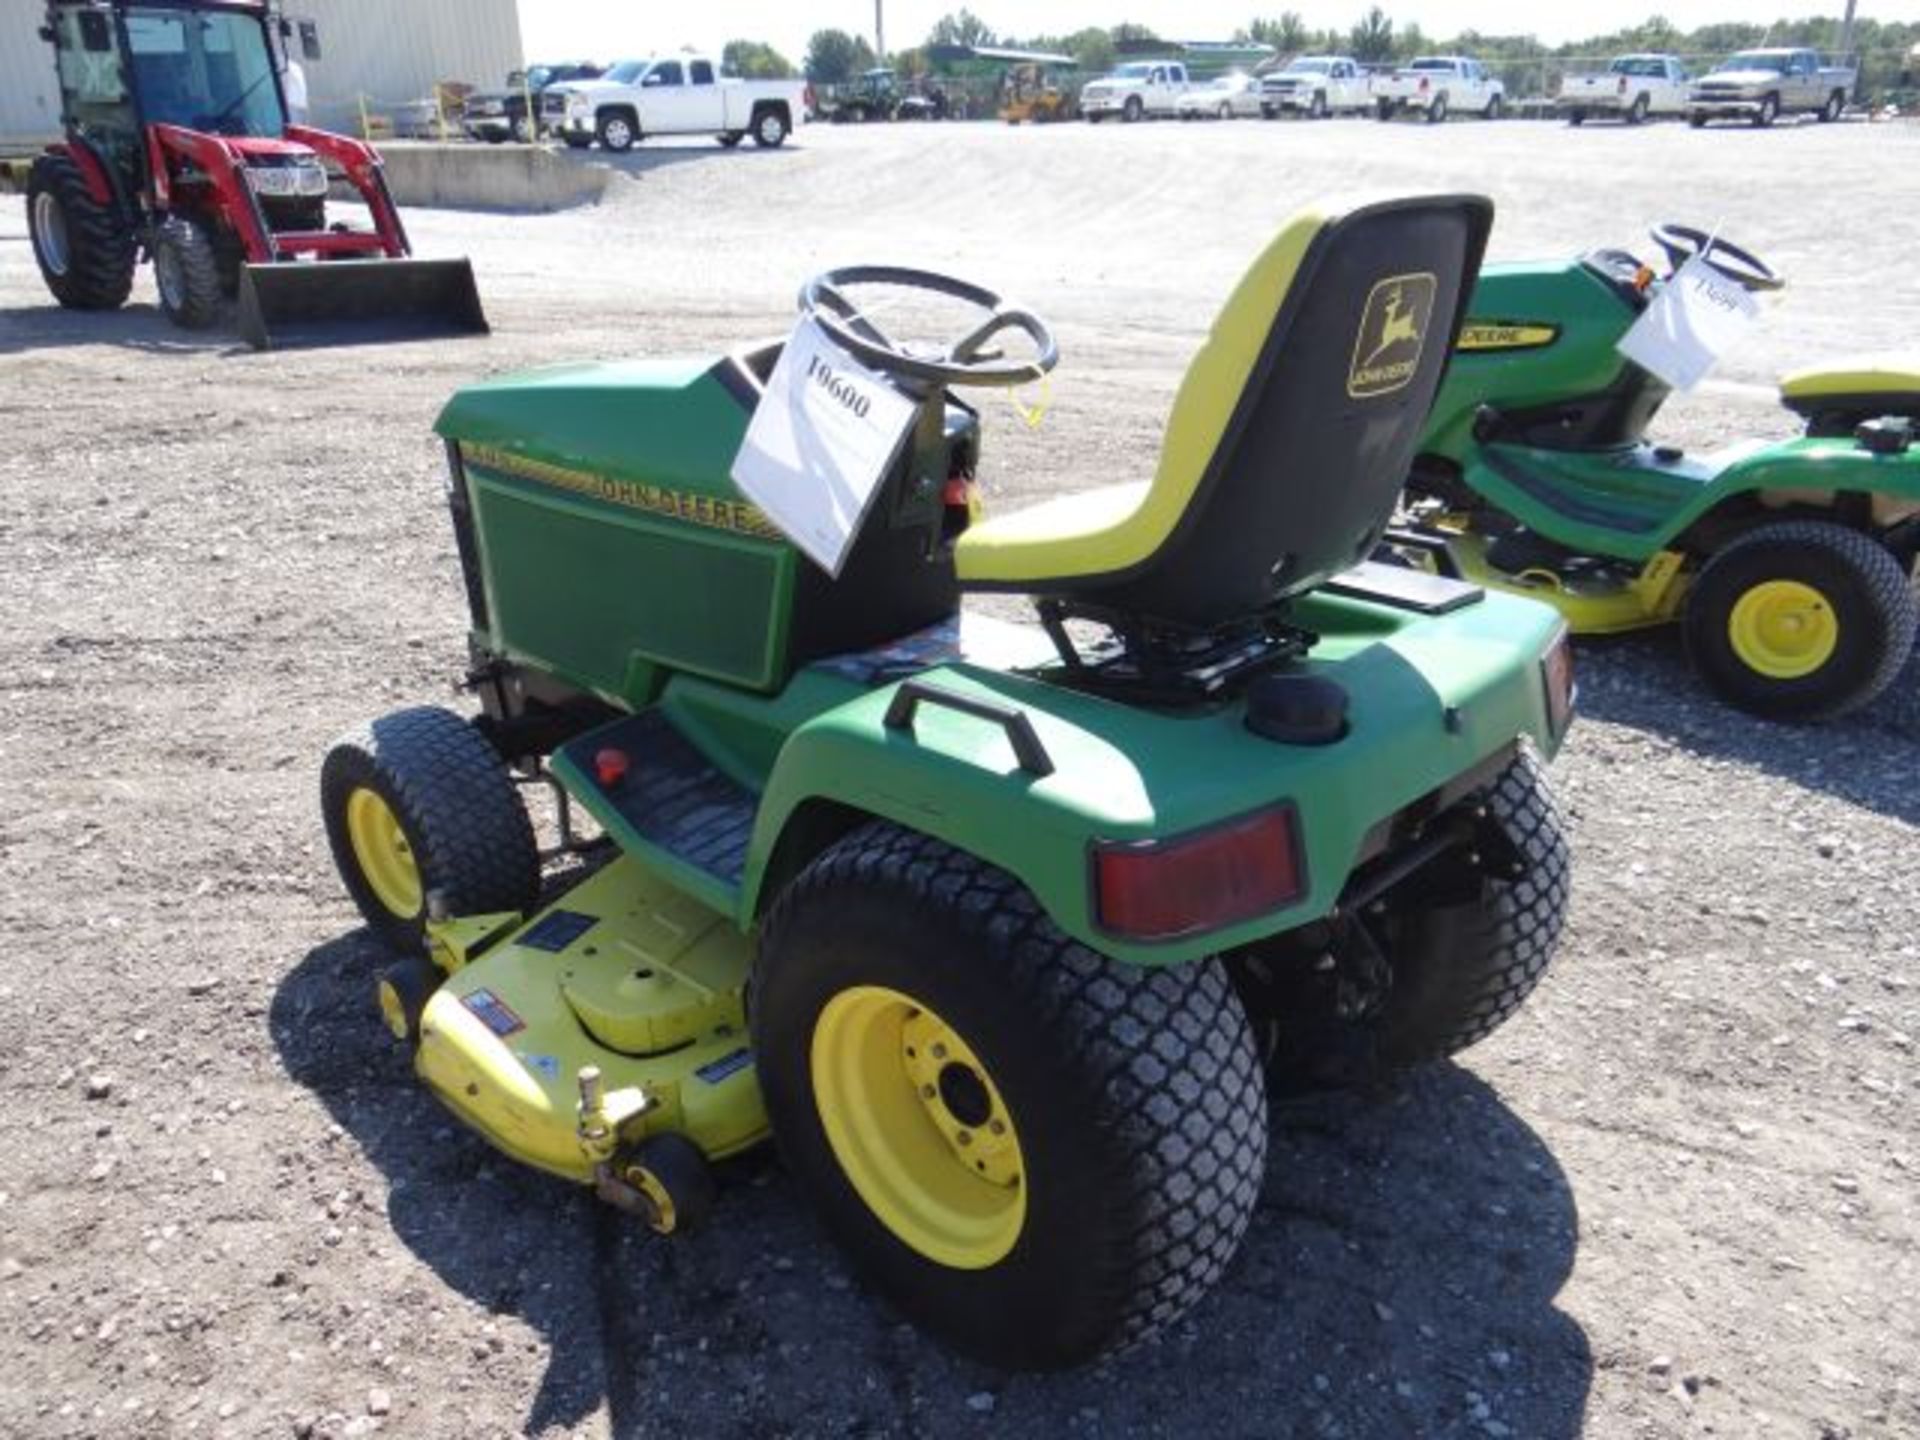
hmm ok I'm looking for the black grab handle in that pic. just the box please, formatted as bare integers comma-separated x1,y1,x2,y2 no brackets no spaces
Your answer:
882,681,1056,778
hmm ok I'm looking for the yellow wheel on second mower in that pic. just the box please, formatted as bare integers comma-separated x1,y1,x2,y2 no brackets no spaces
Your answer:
1726,579,1838,679
811,985,1026,1270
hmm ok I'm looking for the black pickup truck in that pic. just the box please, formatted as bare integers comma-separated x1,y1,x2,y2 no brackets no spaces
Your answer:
463,62,604,142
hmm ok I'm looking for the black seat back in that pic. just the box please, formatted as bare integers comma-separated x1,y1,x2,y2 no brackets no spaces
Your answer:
1085,194,1493,625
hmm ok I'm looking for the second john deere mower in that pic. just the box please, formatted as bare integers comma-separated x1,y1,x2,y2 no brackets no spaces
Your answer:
1402,223,1918,721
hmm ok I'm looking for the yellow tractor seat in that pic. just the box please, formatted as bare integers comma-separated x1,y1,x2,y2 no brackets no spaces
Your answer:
954,195,1494,628
1780,354,1920,425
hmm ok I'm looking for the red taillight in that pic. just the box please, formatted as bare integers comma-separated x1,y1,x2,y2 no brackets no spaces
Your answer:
1419,77,1430,91
1542,629,1576,737
1094,808,1304,942
1618,75,1629,94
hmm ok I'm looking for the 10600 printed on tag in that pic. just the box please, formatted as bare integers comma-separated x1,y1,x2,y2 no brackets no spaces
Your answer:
729,318,920,576
1616,255,1760,393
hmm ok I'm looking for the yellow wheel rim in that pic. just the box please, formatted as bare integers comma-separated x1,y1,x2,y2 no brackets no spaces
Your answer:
811,985,1026,1269
1728,580,1838,679
345,787,422,918
376,976,411,1041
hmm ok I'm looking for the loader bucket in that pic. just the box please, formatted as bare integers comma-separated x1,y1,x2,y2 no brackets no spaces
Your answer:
236,258,488,350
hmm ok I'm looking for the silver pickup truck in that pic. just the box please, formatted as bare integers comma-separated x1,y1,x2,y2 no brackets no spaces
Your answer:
1689,47,1854,127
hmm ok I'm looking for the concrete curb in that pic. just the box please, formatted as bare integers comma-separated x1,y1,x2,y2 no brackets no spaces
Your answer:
367,142,610,212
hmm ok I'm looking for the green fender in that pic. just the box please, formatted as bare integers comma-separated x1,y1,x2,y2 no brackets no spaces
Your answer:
740,589,1568,969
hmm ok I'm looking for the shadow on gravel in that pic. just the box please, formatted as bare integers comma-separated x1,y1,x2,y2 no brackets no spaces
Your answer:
0,302,249,357
274,932,1590,1439
1572,630,1920,826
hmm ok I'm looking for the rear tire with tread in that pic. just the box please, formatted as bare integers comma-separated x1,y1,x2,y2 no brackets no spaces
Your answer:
1682,521,1916,721
754,822,1267,1371
26,153,135,311
1377,748,1569,1064
321,706,541,952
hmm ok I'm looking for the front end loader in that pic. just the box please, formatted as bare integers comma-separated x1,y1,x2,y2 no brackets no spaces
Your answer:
25,0,486,349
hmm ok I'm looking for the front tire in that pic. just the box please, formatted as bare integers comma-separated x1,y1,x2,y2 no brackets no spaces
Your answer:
1123,94,1144,123
1682,521,1916,721
151,216,222,330
597,110,637,151
1754,93,1779,128
26,153,135,311
1309,91,1328,120
1484,94,1503,120
754,823,1267,1371
321,706,541,951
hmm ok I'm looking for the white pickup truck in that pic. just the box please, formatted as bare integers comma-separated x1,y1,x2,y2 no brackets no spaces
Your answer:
543,54,808,151
1259,56,1374,118
1688,47,1855,128
1559,54,1690,125
1375,56,1505,123
1080,61,1191,122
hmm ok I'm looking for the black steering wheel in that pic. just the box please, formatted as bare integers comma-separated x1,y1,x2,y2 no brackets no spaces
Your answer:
1649,225,1784,292
798,266,1059,389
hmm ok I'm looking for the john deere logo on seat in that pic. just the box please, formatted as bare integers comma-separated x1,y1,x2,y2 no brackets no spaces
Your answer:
1348,273,1437,400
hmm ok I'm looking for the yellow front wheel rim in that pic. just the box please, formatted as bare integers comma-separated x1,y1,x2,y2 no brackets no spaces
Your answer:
811,986,1026,1269
345,787,422,918
376,976,411,1041
1728,580,1838,679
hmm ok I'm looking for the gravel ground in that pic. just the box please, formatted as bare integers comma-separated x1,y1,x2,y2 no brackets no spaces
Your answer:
1,116,1916,1440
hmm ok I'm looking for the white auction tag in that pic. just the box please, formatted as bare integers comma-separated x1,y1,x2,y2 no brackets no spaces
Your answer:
729,318,920,577
1616,255,1761,392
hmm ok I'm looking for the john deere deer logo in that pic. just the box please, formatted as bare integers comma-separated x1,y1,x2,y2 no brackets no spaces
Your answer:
1348,272,1437,399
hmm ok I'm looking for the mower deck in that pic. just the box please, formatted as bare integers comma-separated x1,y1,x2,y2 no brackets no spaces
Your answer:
416,856,767,1183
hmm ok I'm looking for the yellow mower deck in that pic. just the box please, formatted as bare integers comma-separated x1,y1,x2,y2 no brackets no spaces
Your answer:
414,856,768,1183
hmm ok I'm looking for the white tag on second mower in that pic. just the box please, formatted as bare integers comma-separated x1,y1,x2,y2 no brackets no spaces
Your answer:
1616,255,1760,392
730,318,919,577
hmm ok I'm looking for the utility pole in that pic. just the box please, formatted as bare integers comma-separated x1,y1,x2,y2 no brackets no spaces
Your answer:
875,0,885,60
1839,0,1857,59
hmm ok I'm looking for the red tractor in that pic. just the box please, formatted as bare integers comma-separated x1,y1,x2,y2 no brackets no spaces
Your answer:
25,0,485,348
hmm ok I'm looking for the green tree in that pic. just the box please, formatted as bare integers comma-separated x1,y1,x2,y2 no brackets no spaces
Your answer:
805,28,877,84
1350,7,1394,63
721,39,795,79
1247,14,1310,52
928,9,996,48
1065,27,1117,70
1111,23,1162,48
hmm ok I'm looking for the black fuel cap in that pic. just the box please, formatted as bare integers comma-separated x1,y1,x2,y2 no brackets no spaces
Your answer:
1244,673,1349,746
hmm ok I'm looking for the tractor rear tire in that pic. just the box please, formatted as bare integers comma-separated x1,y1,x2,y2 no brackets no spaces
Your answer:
321,706,541,952
1375,747,1568,1064
26,153,135,311
1682,521,1916,721
151,217,223,330
754,822,1267,1371
1239,747,1569,1091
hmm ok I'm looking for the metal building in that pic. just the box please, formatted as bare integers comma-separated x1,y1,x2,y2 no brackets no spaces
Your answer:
0,0,524,145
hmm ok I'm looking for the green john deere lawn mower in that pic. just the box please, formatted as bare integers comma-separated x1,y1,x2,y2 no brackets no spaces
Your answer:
319,193,1575,1370
1401,223,1920,721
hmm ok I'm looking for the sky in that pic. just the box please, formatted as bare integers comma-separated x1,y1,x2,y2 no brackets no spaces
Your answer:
519,2,1920,65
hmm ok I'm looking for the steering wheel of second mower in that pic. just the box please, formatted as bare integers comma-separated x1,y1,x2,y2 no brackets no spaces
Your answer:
798,266,1060,390
1649,224,1785,292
